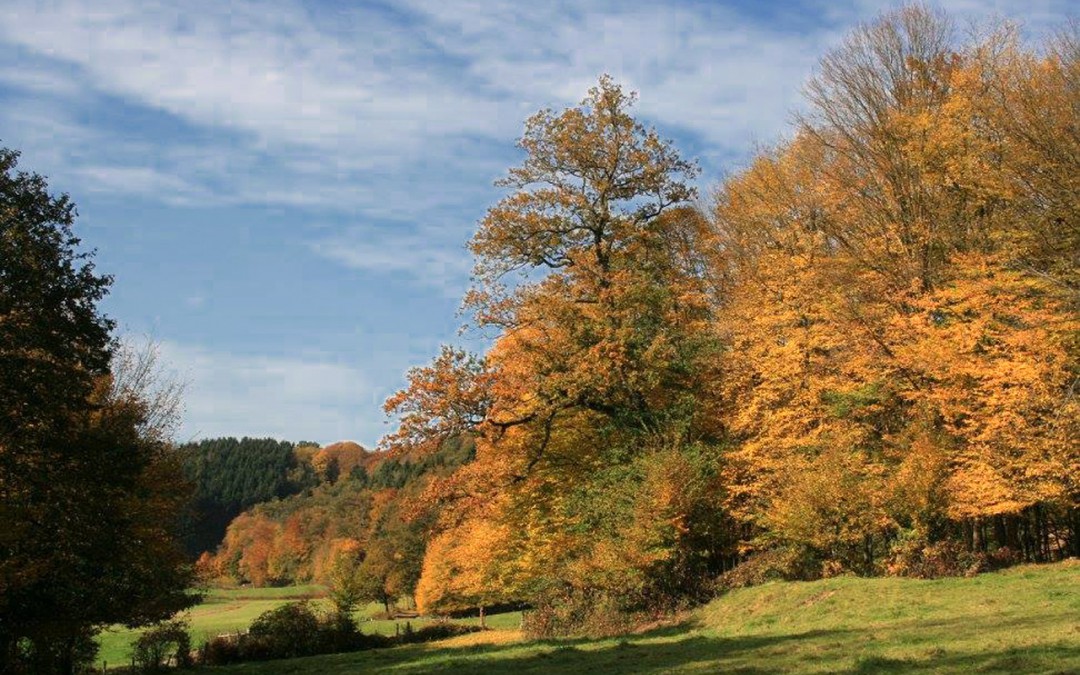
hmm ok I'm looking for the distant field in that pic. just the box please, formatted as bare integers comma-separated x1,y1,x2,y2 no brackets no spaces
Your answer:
208,561,1079,674
94,585,521,669
95,586,330,668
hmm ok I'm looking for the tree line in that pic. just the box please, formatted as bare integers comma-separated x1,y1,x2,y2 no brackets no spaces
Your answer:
198,436,474,613
178,436,321,556
381,6,1079,630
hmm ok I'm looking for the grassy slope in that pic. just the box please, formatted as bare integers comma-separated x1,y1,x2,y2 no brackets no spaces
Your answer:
213,561,1079,674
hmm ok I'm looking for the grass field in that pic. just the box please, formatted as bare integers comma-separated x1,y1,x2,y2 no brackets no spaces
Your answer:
94,585,521,668
204,561,1079,674
95,586,329,668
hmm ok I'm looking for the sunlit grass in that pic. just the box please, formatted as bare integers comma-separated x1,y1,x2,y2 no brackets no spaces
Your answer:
94,585,521,669
210,561,1079,674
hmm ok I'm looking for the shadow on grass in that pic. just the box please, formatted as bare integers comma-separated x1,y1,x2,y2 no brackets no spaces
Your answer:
214,614,1080,674
847,645,1080,674
228,626,856,674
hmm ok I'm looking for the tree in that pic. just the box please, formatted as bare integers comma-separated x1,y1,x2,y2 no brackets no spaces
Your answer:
325,539,364,616
0,147,197,673
389,77,731,620
711,6,1079,572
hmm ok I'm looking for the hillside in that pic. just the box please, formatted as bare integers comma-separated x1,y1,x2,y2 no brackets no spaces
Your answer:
211,561,1079,674
201,435,475,589
180,437,321,556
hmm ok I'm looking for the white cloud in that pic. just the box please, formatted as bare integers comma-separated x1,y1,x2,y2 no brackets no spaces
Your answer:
3,0,1075,265
0,0,508,157
308,222,474,294
72,164,211,204
158,340,379,446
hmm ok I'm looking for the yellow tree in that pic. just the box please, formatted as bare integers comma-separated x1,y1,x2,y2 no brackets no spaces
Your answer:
713,6,1079,571
387,77,730,617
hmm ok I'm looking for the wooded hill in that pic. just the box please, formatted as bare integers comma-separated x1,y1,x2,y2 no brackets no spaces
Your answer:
195,436,475,606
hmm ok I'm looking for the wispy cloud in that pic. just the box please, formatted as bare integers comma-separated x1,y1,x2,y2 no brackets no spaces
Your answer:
309,222,473,294
4,0,1069,216
159,340,380,446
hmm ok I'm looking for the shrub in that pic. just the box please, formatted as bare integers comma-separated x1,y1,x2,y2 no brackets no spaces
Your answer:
247,601,322,659
197,602,388,666
522,588,643,639
716,547,822,591
885,534,988,578
131,620,191,673
197,634,243,666
399,622,479,644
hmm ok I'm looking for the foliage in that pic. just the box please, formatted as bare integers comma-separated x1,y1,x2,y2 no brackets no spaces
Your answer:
884,531,988,579
131,619,191,673
370,8,1080,632
388,76,731,628
397,622,481,645
325,541,365,615
0,147,198,673
204,436,471,589
178,436,321,557
521,589,644,639
710,5,1078,577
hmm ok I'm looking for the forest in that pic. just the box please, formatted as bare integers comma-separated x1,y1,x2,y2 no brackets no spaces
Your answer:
373,6,1079,627
0,4,1077,673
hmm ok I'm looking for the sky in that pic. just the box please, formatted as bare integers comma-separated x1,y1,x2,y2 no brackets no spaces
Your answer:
0,0,1073,447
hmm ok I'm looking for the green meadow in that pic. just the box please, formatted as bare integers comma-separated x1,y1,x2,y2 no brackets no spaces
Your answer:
201,561,1079,674
94,586,520,668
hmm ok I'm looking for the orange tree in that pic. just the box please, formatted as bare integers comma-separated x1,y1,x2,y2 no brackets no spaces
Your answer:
386,77,733,619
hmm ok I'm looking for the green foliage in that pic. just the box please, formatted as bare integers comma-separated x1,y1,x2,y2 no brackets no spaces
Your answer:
0,146,197,674
131,620,191,673
248,602,323,658
326,549,364,615
179,436,319,556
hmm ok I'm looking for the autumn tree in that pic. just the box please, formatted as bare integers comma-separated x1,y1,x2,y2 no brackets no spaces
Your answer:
387,77,732,622
712,6,1079,574
0,147,198,673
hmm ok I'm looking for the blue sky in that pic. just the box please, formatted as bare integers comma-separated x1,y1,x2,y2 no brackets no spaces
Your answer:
1,0,1073,447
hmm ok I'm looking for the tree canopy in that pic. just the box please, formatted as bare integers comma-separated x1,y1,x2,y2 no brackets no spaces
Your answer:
0,148,197,673
381,7,1079,628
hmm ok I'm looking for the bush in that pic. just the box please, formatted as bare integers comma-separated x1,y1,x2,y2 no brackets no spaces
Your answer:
885,534,988,579
399,622,480,644
716,547,823,591
197,633,243,666
197,602,387,666
131,620,191,673
247,601,322,659
522,589,643,639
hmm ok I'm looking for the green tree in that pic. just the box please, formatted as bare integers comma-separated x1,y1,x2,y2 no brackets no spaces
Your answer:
0,147,198,673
